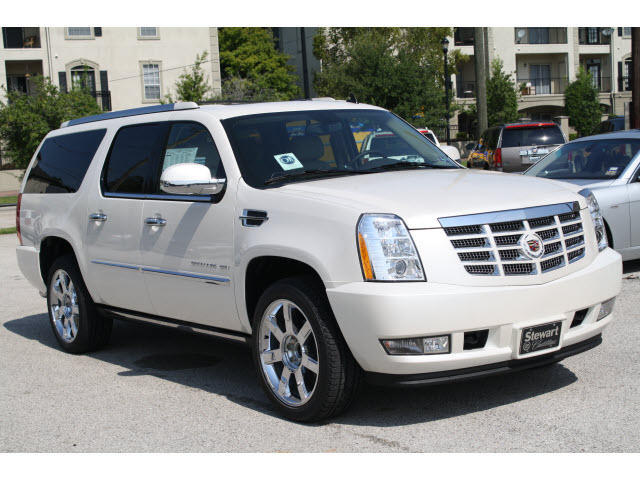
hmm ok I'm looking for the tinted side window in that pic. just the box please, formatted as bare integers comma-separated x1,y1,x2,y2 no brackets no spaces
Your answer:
104,123,169,194
24,129,106,194
156,122,225,192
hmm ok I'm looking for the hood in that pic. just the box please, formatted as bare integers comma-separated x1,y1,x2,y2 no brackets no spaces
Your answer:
280,169,585,229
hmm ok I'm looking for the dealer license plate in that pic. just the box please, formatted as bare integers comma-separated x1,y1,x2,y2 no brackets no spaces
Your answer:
522,155,540,164
519,321,562,354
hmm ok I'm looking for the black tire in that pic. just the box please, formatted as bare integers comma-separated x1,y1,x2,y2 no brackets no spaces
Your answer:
46,254,112,353
251,275,361,422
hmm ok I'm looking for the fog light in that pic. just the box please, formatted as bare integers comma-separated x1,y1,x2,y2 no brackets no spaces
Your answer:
597,297,616,321
381,335,450,355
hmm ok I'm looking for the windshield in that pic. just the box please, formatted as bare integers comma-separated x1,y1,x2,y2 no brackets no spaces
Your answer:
501,125,565,148
524,138,640,180
222,109,459,187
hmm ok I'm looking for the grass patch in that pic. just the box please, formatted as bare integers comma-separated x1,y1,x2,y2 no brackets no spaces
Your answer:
0,227,17,235
0,196,17,205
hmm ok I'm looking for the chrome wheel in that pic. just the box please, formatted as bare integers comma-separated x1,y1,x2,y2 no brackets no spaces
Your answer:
259,299,319,407
49,269,79,343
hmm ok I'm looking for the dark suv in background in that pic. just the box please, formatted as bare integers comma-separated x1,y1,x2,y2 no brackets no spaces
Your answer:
468,122,566,172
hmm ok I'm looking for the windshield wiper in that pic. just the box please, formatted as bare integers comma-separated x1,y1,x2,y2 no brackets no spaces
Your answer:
264,169,366,186
363,162,457,172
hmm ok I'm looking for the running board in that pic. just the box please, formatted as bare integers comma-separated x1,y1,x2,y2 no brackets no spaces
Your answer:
96,305,251,345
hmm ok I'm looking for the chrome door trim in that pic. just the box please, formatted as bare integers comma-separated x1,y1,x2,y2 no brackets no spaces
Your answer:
91,260,140,270
91,261,230,284
438,202,580,228
140,266,230,284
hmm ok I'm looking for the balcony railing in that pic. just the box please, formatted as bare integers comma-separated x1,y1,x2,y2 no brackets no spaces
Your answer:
2,27,41,48
454,27,474,46
514,28,567,44
578,27,613,45
591,75,612,92
517,77,568,95
618,75,632,92
456,80,476,98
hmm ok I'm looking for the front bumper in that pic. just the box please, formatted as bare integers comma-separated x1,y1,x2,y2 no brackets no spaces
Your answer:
326,248,621,376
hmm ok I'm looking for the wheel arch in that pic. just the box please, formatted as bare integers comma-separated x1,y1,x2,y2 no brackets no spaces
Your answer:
244,255,326,328
39,236,79,284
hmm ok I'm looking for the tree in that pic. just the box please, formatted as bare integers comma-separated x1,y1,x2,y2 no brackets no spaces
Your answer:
218,27,299,100
313,28,464,127
0,76,102,168
564,67,601,137
486,58,519,127
164,51,212,103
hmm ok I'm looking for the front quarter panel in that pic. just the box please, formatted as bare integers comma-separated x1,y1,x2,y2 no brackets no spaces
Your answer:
233,179,364,330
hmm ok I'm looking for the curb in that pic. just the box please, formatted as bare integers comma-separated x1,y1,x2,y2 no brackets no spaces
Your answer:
0,203,17,208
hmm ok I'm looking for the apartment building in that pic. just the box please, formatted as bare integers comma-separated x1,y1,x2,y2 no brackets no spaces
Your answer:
0,27,222,111
453,27,634,132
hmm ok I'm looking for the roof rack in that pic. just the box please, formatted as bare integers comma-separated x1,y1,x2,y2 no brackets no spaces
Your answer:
60,101,199,128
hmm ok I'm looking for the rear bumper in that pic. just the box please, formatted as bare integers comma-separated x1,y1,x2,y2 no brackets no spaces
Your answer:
366,334,601,386
16,244,46,294
327,248,621,376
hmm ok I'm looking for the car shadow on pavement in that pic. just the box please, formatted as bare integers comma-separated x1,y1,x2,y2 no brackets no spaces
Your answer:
623,259,640,275
4,314,578,427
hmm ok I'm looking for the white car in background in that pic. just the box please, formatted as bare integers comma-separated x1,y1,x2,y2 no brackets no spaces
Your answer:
417,127,461,162
525,130,640,261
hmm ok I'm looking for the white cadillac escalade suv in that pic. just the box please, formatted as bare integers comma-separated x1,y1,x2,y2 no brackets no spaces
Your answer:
16,100,622,421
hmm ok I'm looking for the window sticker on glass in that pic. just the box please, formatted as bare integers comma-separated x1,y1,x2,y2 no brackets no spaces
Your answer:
274,153,303,171
606,166,619,176
163,147,198,170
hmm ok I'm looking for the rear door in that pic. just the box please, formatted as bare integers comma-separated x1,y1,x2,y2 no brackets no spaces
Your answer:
84,122,168,313
500,124,565,172
139,121,238,330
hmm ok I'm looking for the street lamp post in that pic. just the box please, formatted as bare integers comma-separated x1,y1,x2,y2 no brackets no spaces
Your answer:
442,37,451,145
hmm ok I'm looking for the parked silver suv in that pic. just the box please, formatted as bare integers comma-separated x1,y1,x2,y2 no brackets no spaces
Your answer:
469,122,566,172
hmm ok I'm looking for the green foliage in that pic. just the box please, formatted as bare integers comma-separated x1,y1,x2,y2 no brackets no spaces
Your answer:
214,77,282,103
564,67,601,137
313,28,463,126
0,76,102,168
164,51,212,103
218,27,300,100
486,58,519,127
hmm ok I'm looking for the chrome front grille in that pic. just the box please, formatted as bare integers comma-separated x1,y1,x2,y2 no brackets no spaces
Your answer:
439,202,586,277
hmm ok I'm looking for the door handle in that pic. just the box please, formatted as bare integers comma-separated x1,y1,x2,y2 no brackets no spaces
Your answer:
145,217,167,226
89,213,107,222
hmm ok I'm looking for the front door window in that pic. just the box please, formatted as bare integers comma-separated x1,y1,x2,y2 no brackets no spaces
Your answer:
70,66,96,92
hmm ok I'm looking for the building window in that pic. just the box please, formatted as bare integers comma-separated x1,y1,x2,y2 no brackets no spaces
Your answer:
66,27,94,39
138,27,159,39
2,27,41,48
70,65,96,92
142,63,161,101
623,27,632,37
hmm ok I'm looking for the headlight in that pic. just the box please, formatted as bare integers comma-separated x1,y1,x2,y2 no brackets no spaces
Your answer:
357,214,425,281
579,189,608,251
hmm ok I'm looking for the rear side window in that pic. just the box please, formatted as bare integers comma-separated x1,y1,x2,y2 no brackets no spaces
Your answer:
104,123,169,194
24,129,106,194
501,126,564,148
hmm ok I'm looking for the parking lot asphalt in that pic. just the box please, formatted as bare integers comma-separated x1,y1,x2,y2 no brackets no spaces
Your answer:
0,206,16,229
1,233,639,452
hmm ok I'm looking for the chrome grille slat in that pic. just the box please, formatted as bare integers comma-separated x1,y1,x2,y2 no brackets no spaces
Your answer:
440,203,585,277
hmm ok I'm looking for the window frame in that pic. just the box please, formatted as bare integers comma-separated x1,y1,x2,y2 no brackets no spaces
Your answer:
137,27,160,40
140,61,162,103
65,27,94,40
100,121,226,203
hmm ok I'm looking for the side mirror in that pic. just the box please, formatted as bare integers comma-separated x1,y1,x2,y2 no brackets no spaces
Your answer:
160,163,225,195
466,142,476,151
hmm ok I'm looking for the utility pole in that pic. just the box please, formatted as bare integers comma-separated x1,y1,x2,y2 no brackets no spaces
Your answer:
632,27,640,129
300,27,311,99
474,27,488,137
